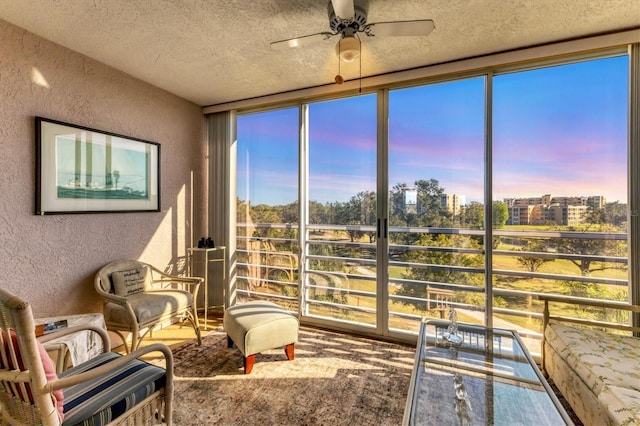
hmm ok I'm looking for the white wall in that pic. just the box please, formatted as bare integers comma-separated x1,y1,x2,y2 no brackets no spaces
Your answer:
0,19,207,316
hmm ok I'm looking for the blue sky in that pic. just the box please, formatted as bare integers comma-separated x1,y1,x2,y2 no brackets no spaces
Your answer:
237,55,628,206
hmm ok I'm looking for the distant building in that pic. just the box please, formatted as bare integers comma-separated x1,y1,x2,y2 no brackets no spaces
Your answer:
506,204,544,225
547,204,589,226
504,193,605,226
441,194,466,216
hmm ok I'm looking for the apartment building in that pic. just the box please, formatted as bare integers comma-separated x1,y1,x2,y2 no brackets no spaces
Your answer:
505,194,606,226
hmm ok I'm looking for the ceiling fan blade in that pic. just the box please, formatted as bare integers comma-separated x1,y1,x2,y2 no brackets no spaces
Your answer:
365,20,435,37
331,0,355,20
270,32,336,50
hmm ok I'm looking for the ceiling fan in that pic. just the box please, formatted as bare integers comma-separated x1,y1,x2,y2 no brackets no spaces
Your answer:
270,0,435,63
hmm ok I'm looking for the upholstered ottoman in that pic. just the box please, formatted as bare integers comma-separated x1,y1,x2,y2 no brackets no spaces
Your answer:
223,301,299,374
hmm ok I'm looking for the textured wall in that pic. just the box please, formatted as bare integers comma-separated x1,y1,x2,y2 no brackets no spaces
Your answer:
0,19,207,317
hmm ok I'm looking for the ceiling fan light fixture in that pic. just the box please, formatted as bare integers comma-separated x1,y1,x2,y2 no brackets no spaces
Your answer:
336,34,360,62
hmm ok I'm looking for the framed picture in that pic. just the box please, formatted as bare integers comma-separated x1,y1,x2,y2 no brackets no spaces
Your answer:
35,117,160,214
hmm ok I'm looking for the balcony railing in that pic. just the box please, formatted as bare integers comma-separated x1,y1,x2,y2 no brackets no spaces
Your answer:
235,222,630,352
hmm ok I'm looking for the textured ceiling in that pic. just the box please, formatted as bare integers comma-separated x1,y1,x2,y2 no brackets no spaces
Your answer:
1,0,639,107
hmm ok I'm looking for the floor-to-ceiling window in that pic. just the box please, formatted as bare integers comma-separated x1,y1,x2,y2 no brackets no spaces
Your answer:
232,50,633,352
305,95,378,328
387,77,486,333
236,108,300,311
492,56,630,343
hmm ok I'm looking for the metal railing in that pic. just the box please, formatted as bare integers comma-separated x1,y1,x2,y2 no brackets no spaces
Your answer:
235,222,631,347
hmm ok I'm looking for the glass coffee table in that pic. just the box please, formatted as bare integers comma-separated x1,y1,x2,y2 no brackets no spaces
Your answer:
403,319,573,425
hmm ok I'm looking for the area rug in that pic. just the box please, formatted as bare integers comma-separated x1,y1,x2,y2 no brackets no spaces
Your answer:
168,326,416,425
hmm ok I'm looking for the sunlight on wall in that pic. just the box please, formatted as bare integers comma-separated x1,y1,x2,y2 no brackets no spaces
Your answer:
31,67,50,88
140,207,174,265
138,184,190,275
177,184,186,254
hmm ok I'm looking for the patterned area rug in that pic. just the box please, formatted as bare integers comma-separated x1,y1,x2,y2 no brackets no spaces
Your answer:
169,327,416,425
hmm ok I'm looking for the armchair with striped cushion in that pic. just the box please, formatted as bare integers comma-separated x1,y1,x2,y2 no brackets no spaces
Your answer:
0,288,173,425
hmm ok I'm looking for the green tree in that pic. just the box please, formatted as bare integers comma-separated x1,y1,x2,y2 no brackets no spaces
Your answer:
516,240,554,272
461,201,484,229
396,234,483,310
388,179,449,227
604,202,627,228
389,183,412,227
308,201,327,224
281,201,299,224
552,224,626,276
343,191,377,242
586,203,627,228
415,179,449,227
492,201,509,228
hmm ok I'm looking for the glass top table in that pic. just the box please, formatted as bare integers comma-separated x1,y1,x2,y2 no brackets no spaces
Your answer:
403,319,574,425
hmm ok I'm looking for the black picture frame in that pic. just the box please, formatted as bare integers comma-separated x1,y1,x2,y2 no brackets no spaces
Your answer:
35,116,161,214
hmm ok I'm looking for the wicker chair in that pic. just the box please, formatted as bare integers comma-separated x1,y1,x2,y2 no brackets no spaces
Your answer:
95,260,202,353
0,288,173,425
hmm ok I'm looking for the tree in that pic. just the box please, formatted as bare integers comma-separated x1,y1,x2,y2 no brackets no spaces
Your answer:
586,202,627,229
604,202,627,228
389,179,449,228
461,201,484,229
516,240,554,272
343,191,377,242
308,201,327,225
395,234,483,310
415,179,449,227
552,224,626,276
388,183,412,227
281,201,299,224
586,206,605,224
492,201,508,228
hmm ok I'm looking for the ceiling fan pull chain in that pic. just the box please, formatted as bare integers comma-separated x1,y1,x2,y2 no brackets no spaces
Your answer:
335,41,344,85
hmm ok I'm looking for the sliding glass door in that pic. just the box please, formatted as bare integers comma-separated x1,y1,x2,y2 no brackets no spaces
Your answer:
387,77,486,335
304,95,379,329
235,108,300,311
491,57,629,346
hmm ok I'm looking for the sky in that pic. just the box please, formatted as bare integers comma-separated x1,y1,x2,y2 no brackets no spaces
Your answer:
237,55,628,206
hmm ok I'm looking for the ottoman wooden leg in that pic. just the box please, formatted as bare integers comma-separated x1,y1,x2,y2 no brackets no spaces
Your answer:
285,343,295,361
244,354,256,374
227,335,234,348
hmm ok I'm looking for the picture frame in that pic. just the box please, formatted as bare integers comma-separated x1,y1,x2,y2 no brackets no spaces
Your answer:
35,117,160,214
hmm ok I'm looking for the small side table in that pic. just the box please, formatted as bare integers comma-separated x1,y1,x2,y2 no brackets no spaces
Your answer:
187,246,226,329
35,313,107,373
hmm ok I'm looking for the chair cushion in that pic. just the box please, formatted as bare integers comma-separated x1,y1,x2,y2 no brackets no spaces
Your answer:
104,290,193,326
111,266,151,296
0,330,64,421
60,351,165,425
545,321,640,394
598,385,640,426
